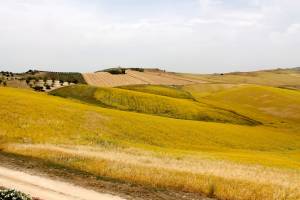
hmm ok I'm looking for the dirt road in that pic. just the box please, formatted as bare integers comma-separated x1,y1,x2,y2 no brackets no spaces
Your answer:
0,166,125,200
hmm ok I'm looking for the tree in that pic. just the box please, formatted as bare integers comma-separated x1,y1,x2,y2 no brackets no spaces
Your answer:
33,86,44,91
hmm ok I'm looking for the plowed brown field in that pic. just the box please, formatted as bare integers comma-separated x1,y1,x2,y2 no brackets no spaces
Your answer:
83,70,201,87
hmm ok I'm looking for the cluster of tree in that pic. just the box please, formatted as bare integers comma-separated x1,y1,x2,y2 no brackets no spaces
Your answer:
102,67,126,74
33,85,45,91
45,72,86,84
101,67,144,75
23,72,86,85
0,71,14,77
24,76,44,84
25,69,40,75
0,79,7,86
129,68,145,72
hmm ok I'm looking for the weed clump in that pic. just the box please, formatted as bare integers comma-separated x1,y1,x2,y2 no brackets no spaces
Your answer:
0,189,32,200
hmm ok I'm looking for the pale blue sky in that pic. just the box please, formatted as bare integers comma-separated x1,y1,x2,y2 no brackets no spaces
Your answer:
0,0,299,73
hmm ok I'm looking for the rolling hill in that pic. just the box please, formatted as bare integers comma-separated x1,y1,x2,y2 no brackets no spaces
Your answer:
1,67,300,200
50,85,259,125
118,84,194,99
83,69,198,87
184,84,300,130
179,67,300,89
1,86,300,200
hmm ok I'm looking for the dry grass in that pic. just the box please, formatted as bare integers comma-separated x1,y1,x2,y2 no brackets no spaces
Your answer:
3,144,300,200
184,84,300,131
179,68,300,88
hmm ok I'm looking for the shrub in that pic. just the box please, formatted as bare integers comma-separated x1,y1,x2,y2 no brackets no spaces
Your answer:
101,67,144,74
0,189,32,200
129,68,144,72
208,183,216,198
103,67,126,75
33,86,44,92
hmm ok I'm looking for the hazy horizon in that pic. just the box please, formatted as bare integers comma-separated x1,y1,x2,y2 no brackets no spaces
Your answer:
1,0,300,73
0,65,299,74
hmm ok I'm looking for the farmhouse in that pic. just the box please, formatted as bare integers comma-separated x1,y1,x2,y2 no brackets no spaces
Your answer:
53,80,61,88
45,80,53,86
36,80,45,87
62,82,69,86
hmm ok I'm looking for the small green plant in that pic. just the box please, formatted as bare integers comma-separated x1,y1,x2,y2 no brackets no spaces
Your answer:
208,183,216,198
0,189,32,200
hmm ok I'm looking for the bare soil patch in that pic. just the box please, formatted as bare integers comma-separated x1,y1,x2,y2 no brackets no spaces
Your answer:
0,152,213,200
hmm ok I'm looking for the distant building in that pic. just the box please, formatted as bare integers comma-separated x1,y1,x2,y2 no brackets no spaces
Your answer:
28,80,35,87
36,80,45,87
45,80,53,86
53,80,61,88
62,82,69,86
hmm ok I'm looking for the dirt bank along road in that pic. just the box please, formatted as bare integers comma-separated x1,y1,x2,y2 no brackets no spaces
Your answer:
0,166,125,200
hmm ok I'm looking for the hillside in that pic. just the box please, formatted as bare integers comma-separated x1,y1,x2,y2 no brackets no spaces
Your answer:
1,87,300,200
179,67,300,89
118,85,194,99
184,84,300,131
50,85,259,125
17,70,86,84
83,69,198,87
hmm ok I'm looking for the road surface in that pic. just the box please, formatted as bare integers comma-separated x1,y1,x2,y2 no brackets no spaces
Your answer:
0,166,125,200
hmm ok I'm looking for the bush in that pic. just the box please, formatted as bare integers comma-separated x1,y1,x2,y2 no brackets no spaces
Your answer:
129,68,144,72
101,67,144,74
103,68,126,75
33,86,44,92
0,189,32,200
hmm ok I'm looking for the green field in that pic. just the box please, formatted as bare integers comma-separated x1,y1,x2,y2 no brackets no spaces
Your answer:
1,83,300,200
118,84,194,99
50,85,259,125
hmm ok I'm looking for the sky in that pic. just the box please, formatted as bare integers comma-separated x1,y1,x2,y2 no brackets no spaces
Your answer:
0,0,300,73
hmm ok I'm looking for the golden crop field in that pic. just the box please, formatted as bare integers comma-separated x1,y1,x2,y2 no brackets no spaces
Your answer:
179,68,300,88
184,84,300,131
1,83,300,200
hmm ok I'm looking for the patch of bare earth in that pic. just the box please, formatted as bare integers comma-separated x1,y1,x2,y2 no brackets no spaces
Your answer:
0,150,212,200
82,70,200,87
